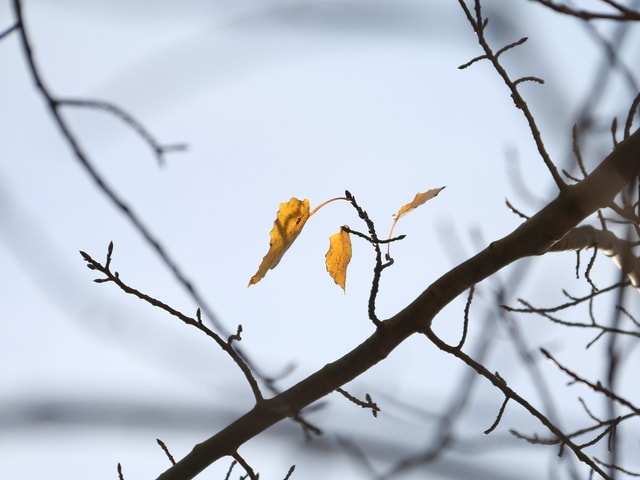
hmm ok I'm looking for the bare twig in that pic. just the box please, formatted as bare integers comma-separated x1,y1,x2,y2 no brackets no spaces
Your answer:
57,98,187,165
456,284,475,349
336,387,380,418
458,0,566,190
484,395,509,435
542,349,640,415
425,328,609,478
0,22,18,40
79,244,263,401
157,439,176,466
595,458,640,477
283,465,296,480
223,460,238,480
530,0,640,20
232,452,258,480
343,190,401,327
624,92,640,138
11,0,233,351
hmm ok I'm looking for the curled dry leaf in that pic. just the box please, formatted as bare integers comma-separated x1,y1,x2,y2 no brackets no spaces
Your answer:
325,227,352,291
393,187,446,221
389,187,446,240
249,197,310,286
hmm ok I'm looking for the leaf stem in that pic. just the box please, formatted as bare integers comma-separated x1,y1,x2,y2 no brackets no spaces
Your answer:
309,196,349,217
387,218,400,259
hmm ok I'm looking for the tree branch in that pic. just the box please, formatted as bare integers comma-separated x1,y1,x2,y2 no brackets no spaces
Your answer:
530,0,640,21
10,0,226,335
157,121,640,478
549,225,640,287
458,0,565,190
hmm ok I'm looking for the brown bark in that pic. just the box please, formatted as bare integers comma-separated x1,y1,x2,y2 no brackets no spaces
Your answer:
158,130,640,479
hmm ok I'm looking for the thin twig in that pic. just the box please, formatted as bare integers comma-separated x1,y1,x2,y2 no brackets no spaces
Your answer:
530,0,640,20
458,0,566,190
157,439,176,466
541,349,640,414
484,395,509,434
11,0,231,341
0,22,18,40
58,98,187,165
336,387,380,417
79,245,263,401
232,452,259,480
10,0,300,408
425,328,610,478
456,284,475,349
344,190,395,327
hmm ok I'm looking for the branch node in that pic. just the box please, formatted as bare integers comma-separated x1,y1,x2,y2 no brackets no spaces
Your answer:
0,22,19,40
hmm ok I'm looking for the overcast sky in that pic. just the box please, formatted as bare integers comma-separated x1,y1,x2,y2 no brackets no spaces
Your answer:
2,1,640,479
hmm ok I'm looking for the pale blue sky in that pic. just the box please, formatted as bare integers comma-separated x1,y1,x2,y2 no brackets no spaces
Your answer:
2,1,639,479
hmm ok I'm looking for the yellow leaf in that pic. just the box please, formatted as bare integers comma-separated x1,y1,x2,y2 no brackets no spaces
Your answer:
388,187,445,256
249,197,310,286
393,187,446,221
325,227,352,291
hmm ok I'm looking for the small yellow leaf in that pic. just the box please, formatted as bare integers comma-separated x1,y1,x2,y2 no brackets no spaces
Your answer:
249,197,310,286
393,187,446,221
388,187,445,257
325,227,352,291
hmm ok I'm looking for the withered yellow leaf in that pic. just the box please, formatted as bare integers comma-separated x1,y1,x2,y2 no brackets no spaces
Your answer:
388,187,445,254
393,187,446,221
249,197,310,286
325,227,352,291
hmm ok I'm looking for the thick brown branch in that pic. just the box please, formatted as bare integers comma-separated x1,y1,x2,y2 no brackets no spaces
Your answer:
158,129,640,479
